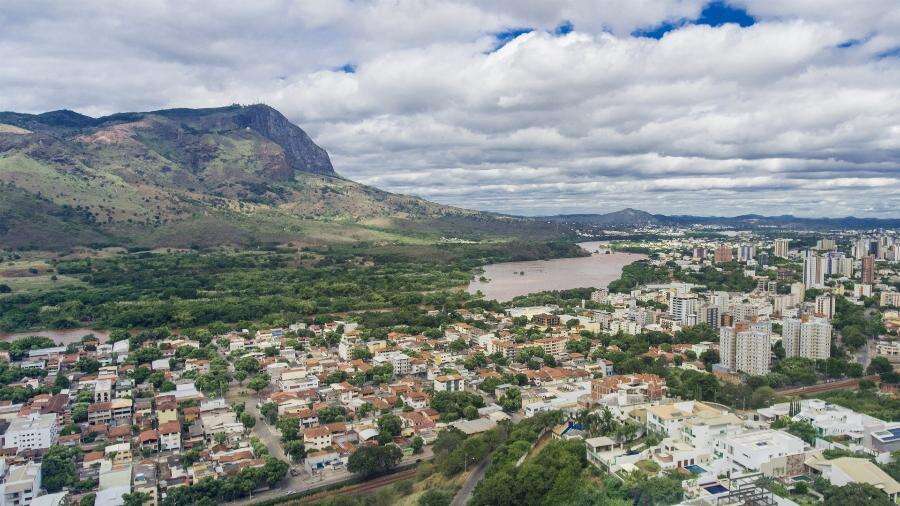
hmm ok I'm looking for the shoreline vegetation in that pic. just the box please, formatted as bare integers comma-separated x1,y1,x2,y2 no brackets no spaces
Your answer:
0,240,586,334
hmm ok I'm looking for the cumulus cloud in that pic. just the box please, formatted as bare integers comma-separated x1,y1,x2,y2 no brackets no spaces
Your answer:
0,0,898,217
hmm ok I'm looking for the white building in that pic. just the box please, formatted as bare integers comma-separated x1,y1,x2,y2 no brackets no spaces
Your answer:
0,460,41,506
782,317,831,360
373,351,411,376
670,294,699,325
719,327,771,375
720,429,809,474
2,413,58,452
774,239,790,258
803,251,825,288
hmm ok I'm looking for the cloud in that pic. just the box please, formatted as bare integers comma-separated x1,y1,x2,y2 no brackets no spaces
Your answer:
0,0,898,217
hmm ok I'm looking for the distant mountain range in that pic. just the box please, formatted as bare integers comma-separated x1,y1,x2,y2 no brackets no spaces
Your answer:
0,104,563,249
545,208,900,230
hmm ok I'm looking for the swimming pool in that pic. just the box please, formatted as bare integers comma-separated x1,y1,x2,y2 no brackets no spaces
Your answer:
703,484,729,494
685,464,706,475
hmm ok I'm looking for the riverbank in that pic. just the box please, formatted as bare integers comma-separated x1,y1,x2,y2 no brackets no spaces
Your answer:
466,241,646,302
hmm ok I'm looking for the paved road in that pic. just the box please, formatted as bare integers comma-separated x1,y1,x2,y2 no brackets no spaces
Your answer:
451,457,490,506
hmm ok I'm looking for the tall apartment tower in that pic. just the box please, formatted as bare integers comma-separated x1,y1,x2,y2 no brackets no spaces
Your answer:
861,255,875,284
738,245,755,262
782,317,832,360
816,238,836,251
815,294,834,319
715,245,733,263
670,294,699,324
803,251,825,288
720,325,771,375
774,239,790,258
854,238,873,260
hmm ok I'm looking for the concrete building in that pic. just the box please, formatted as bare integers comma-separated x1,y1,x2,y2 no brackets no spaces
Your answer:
714,245,733,263
862,255,876,284
2,413,58,452
773,239,790,258
372,351,411,376
0,461,42,506
803,251,825,288
782,317,831,361
720,429,810,475
720,326,771,376
433,374,465,392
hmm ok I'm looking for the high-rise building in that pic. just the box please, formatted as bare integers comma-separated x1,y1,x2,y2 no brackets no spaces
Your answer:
701,305,720,328
715,245,733,263
814,294,834,319
854,238,874,260
803,251,825,288
823,252,851,277
774,239,790,258
861,255,875,284
816,238,836,251
738,245,755,262
670,294,699,325
692,247,707,260
720,325,771,376
782,317,832,360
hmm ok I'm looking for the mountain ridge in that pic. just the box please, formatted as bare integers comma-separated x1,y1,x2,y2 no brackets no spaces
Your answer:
544,209,900,230
0,104,564,249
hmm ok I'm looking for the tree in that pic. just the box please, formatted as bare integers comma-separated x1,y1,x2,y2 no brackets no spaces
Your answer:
869,356,894,378
785,420,818,444
284,440,306,462
824,483,893,506
72,403,88,423
77,357,101,374
0,284,11,293
412,435,424,454
122,492,151,506
277,417,301,442
248,373,270,393
259,402,278,424
42,445,81,492
347,445,403,477
629,474,684,505
234,356,260,375
750,386,776,408
377,414,403,444
500,388,522,412
240,412,256,428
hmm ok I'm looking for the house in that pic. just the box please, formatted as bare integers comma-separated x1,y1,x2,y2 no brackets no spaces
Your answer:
303,426,333,451
806,456,900,501
433,374,465,393
720,430,810,476
138,430,159,451
158,421,182,451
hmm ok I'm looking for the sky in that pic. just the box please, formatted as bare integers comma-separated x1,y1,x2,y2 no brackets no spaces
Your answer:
1,1,899,218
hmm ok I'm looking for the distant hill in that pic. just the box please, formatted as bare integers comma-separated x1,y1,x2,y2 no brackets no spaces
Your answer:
0,104,564,249
545,209,900,230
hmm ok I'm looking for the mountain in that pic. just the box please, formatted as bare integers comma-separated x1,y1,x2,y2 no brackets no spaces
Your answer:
0,104,563,249
545,209,900,230
548,208,663,228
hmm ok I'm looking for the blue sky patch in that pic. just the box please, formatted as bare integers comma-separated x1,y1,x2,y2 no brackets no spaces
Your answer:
491,27,534,51
336,63,356,73
553,20,574,36
632,1,755,39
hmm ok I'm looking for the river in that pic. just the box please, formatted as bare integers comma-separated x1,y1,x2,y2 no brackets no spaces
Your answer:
466,241,645,302
0,328,110,345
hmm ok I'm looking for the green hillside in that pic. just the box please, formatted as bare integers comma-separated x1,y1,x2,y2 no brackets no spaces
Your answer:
0,104,565,249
